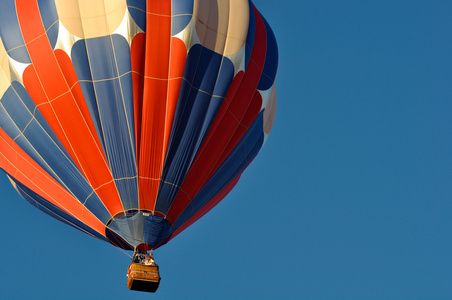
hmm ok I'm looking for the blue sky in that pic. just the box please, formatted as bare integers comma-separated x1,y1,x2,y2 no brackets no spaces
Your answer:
1,0,452,299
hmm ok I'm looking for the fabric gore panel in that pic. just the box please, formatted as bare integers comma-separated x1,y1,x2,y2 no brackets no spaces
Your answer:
0,0,278,251
170,175,240,240
16,0,124,216
172,111,265,230
165,6,268,222
138,0,172,211
0,127,109,232
71,35,138,211
0,0,31,63
154,46,234,214
11,177,108,242
0,83,111,223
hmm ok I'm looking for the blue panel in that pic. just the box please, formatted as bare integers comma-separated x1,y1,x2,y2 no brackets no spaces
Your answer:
193,56,234,153
113,35,134,75
128,0,193,35
16,83,58,143
71,41,106,149
171,0,193,35
71,41,94,81
173,112,265,231
107,211,145,247
0,88,27,137
172,0,193,17
127,0,146,31
257,17,279,90
245,0,256,70
8,174,109,242
37,0,59,50
155,88,213,209
154,45,234,213
86,39,119,80
0,83,112,224
191,46,223,92
105,212,173,248
78,81,105,149
0,1,30,63
72,35,138,210
144,215,173,248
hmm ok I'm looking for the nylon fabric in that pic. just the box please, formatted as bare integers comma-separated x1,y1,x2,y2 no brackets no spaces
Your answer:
71,35,138,211
16,0,125,216
0,128,108,234
0,0,278,251
165,6,268,222
11,177,109,242
137,0,173,211
173,111,264,231
0,83,111,223
0,0,32,63
154,46,234,214
257,17,278,90
170,175,240,239
144,214,173,248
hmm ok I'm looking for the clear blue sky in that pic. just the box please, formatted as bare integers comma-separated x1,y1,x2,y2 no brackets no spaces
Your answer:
2,0,452,299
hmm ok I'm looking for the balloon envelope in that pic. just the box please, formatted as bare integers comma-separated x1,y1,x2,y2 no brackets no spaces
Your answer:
0,0,278,250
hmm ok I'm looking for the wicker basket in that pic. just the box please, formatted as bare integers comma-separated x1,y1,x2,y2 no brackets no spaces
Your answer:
127,263,161,293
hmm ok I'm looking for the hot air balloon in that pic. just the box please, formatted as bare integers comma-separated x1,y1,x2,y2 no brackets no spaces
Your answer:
0,0,278,292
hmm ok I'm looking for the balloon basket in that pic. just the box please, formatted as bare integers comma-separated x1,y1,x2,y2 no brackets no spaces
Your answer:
126,263,161,293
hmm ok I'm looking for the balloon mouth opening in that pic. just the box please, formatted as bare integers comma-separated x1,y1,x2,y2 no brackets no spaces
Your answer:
106,226,135,250
136,243,152,251
105,210,173,250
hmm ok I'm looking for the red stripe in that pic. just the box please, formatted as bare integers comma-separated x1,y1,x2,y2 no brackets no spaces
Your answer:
166,6,268,222
16,0,123,216
131,33,146,158
170,175,241,240
214,91,263,169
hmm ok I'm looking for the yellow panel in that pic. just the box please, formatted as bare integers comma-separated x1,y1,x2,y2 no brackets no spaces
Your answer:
55,0,127,39
0,38,11,98
194,0,249,56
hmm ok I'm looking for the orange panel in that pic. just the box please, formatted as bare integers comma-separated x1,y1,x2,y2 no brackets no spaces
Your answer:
168,38,187,79
138,0,172,211
165,38,187,150
0,128,106,236
54,49,101,147
16,0,124,216
146,0,171,17
139,78,169,210
23,65,68,149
